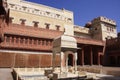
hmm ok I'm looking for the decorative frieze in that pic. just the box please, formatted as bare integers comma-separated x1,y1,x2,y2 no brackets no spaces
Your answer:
3,35,53,51
8,3,73,23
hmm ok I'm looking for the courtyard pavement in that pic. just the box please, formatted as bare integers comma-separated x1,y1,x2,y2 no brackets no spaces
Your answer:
0,68,13,80
0,66,120,80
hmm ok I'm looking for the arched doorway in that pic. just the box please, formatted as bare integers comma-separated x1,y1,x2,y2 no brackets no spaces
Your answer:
68,54,73,66
110,56,116,66
117,56,120,67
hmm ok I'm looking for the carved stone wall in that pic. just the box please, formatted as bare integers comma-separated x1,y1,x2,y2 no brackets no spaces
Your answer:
0,53,15,67
0,52,54,68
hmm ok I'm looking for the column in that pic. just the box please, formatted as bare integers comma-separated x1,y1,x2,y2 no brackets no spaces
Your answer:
32,39,34,45
4,36,7,44
75,52,77,72
52,52,55,71
81,49,84,65
40,40,42,45
44,40,46,46
36,39,38,45
13,53,16,68
9,36,12,44
18,37,20,45
23,38,25,45
90,47,93,65
98,53,100,65
65,53,68,72
27,38,29,46
14,37,16,44
61,52,64,73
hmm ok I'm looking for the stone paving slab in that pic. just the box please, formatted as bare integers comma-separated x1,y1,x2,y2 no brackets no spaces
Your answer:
0,68,13,80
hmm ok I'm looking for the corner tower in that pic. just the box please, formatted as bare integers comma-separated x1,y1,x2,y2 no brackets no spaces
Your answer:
90,16,117,41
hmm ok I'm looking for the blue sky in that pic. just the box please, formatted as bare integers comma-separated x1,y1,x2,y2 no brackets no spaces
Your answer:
26,0,120,32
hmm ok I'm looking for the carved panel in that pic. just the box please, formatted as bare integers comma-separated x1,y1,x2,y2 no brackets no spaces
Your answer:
27,54,39,67
55,55,60,67
0,53,14,67
15,54,27,67
40,54,52,67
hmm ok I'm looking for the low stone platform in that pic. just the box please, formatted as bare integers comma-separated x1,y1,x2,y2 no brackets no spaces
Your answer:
77,66,120,76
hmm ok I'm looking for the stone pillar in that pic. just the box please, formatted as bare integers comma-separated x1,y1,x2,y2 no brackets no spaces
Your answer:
23,38,25,45
4,36,7,44
14,37,16,44
44,40,46,46
13,53,16,68
0,15,5,27
52,52,56,71
81,49,84,65
27,38,29,45
40,40,42,45
32,39,34,45
75,52,77,72
9,36,12,44
61,52,64,73
48,41,50,46
90,47,93,65
36,40,38,45
65,53,68,72
18,37,20,45
98,53,100,65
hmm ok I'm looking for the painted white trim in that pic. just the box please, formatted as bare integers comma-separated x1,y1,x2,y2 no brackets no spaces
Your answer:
0,49,52,55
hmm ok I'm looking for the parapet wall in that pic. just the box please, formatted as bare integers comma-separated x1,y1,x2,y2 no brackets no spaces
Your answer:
92,16,116,26
74,25,90,34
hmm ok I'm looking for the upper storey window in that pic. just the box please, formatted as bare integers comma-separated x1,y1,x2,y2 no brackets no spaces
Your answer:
20,19,26,25
46,11,50,15
33,21,39,27
56,25,60,31
105,24,115,32
45,23,50,29
9,4,15,8
68,18,72,22
22,6,27,11
56,14,60,18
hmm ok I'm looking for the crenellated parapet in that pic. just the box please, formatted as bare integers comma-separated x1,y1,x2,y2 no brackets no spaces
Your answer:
74,25,90,34
92,16,116,26
90,16,117,41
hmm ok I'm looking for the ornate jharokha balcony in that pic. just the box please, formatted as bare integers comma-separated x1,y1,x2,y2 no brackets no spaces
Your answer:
0,24,63,51
3,24,63,39
0,39,52,51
